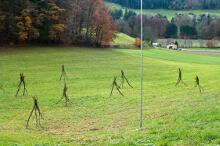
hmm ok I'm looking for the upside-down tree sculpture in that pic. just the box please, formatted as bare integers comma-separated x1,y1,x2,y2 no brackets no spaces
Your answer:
56,81,71,106
195,75,204,93
110,77,124,97
121,70,133,88
175,68,186,86
15,73,28,97
26,96,43,128
60,65,67,81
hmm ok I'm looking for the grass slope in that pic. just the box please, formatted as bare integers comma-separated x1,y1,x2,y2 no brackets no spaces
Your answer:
113,33,135,46
0,47,220,145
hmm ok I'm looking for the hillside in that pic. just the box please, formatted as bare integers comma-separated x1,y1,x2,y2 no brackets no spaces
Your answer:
105,0,220,10
112,33,135,46
106,2,220,21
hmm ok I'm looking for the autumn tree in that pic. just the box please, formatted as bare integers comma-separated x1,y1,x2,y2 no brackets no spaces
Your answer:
0,0,26,44
0,0,115,46
17,5,39,42
91,7,116,46
47,0,65,42
61,0,115,46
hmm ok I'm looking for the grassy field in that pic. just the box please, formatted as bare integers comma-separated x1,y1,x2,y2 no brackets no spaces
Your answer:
106,2,220,21
0,47,220,145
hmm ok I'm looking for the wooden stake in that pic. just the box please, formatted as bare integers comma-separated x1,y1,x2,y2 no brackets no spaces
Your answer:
56,81,71,106
60,65,67,81
15,73,28,97
26,96,43,128
110,77,124,97
195,75,204,93
121,70,133,88
175,68,186,86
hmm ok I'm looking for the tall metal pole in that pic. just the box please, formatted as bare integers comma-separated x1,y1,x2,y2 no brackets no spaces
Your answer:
140,0,143,129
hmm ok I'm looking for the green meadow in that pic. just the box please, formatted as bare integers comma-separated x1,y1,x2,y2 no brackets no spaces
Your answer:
0,47,220,145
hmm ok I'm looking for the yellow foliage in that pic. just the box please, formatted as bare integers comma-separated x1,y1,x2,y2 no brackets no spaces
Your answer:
25,16,32,29
52,24,65,32
17,21,24,30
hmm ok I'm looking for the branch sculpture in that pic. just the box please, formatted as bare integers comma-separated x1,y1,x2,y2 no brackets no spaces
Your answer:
110,77,124,97
15,73,28,97
195,75,204,93
56,81,71,106
175,68,186,86
60,65,67,81
26,96,43,128
121,70,133,88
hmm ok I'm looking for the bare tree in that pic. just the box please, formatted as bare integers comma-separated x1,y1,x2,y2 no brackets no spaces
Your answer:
15,73,28,97
195,75,204,93
26,96,43,128
175,68,186,86
110,77,124,97
121,70,133,88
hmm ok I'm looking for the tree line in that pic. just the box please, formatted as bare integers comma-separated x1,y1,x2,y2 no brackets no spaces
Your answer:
0,0,115,46
106,0,220,10
111,9,220,41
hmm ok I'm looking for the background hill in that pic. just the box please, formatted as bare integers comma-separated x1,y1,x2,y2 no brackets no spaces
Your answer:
106,2,220,21
105,0,220,10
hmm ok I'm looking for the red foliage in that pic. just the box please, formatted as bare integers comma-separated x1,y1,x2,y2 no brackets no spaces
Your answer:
90,0,116,46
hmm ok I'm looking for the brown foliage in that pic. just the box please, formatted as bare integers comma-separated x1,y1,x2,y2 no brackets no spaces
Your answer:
134,38,141,48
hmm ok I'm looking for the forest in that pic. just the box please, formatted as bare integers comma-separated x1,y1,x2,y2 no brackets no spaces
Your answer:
106,0,220,10
0,0,115,46
111,9,220,42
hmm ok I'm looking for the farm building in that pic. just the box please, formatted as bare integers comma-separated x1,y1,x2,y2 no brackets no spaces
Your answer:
157,39,220,48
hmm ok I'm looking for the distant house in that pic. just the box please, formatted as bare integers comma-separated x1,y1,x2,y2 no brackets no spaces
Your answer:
167,42,178,50
152,43,159,48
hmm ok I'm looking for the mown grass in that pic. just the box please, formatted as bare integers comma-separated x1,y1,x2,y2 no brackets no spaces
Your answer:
0,47,220,146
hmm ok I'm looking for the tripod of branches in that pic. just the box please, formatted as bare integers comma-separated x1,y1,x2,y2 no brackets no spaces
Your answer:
195,75,204,93
15,73,28,97
175,68,186,86
121,70,133,88
110,77,124,97
56,81,71,106
26,96,43,128
60,65,67,81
